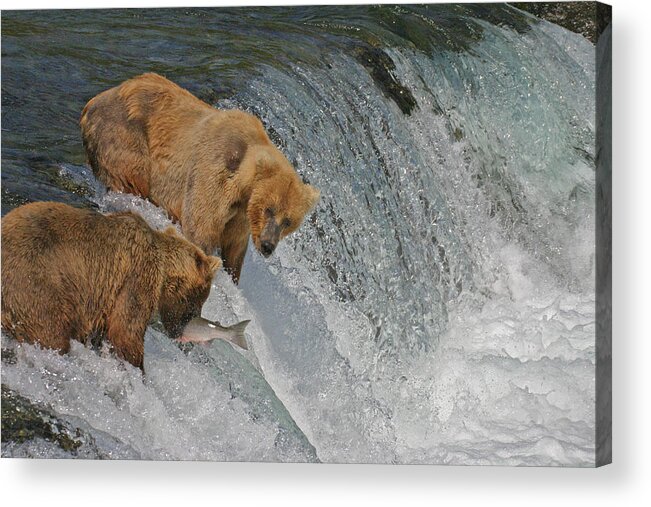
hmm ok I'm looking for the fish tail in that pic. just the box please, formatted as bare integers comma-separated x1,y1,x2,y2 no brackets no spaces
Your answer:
228,319,250,350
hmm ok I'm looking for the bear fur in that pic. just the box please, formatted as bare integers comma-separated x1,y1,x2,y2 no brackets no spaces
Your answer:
1,202,221,371
80,73,320,283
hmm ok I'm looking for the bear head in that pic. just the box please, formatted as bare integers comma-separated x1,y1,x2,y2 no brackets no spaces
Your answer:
247,150,320,258
158,227,222,339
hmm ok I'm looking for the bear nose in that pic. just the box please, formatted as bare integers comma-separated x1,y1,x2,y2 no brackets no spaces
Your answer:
260,240,275,257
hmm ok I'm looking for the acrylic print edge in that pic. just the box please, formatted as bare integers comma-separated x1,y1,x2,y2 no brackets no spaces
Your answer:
595,1,612,468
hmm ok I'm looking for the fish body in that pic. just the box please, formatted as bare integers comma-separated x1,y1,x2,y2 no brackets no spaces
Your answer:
178,317,250,350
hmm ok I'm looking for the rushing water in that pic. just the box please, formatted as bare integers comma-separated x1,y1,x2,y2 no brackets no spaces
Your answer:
1,5,597,465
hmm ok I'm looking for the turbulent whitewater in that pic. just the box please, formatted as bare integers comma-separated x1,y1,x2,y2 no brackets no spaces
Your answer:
1,5,597,465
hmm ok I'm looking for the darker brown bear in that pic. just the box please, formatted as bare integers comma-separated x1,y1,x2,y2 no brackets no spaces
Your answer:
1,202,221,371
80,73,320,283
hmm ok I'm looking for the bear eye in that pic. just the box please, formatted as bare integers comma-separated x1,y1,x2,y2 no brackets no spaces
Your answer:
194,253,204,270
282,218,291,228
265,207,275,218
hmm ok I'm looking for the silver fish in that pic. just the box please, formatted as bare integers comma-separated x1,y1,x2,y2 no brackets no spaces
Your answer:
177,317,250,350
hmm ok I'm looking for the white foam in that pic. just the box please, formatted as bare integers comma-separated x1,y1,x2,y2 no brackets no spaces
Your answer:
1,328,310,461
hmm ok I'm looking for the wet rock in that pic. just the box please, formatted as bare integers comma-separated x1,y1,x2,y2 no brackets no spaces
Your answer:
510,2,611,44
353,45,417,115
2,385,82,454
1,384,139,459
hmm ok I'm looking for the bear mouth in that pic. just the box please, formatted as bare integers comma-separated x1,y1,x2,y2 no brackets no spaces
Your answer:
161,311,196,341
164,321,185,341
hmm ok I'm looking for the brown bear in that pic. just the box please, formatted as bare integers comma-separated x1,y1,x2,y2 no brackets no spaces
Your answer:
1,202,222,371
80,72,320,283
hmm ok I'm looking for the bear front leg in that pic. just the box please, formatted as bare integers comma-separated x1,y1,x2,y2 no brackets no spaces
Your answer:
221,235,249,285
107,318,147,371
182,208,226,256
180,173,231,255
107,287,155,372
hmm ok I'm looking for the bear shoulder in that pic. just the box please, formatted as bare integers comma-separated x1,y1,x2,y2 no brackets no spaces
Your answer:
117,72,211,122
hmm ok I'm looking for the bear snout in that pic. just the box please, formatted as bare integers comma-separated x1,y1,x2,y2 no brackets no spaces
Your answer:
258,218,281,257
260,240,276,257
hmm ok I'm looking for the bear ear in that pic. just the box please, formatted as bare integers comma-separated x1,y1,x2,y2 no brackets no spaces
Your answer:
303,184,320,212
164,226,179,237
207,255,222,274
255,150,275,178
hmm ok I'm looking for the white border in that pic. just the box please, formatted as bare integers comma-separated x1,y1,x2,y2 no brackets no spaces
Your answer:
1,0,649,505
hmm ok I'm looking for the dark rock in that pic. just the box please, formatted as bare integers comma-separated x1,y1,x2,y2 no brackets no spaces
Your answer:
510,2,611,44
1,384,139,459
353,45,418,115
1,385,82,454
